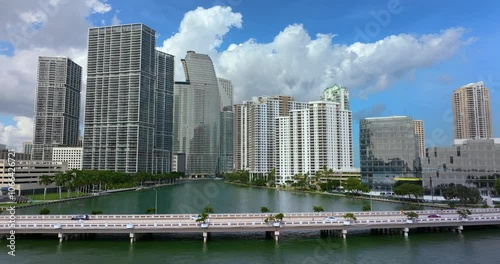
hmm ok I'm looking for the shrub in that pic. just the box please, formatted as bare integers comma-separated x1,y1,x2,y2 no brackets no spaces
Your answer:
39,208,50,215
362,205,371,211
91,210,103,215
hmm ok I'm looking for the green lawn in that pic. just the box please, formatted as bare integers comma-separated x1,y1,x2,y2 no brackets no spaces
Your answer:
25,191,89,201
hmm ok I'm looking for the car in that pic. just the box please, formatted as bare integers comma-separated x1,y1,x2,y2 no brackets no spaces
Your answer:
71,214,89,220
190,215,202,220
427,214,441,218
323,217,337,222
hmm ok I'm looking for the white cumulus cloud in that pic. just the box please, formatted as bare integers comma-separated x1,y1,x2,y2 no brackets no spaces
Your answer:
158,7,473,103
0,116,33,151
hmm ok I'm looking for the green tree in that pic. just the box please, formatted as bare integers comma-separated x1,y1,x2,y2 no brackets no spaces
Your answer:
495,178,500,194
457,209,472,219
261,207,270,213
38,175,54,200
145,208,156,214
54,172,66,200
442,184,482,205
393,183,424,200
362,205,371,211
313,206,324,212
91,210,103,215
404,211,419,220
203,206,214,214
342,178,369,194
343,213,357,221
39,208,50,215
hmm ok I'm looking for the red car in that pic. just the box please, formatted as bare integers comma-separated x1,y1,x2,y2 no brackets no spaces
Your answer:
427,214,441,218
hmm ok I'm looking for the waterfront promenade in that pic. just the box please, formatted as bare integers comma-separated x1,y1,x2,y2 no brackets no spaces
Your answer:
1,208,499,243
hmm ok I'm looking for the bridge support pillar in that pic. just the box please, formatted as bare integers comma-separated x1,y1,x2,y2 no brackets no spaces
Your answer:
403,228,409,237
203,232,208,243
274,231,279,242
342,229,347,239
129,233,135,244
457,226,463,234
58,233,64,243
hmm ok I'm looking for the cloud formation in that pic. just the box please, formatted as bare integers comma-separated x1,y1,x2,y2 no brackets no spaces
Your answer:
0,5,474,148
0,116,33,150
158,7,473,103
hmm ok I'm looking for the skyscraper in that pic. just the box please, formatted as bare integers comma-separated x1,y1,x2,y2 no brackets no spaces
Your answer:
413,120,425,158
360,116,421,191
321,84,350,110
22,141,33,155
233,96,307,177
453,81,492,139
32,56,82,161
173,51,221,177
153,51,175,174
275,101,353,185
217,78,234,174
83,24,173,173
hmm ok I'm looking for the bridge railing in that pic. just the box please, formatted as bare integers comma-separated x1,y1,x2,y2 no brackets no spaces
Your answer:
1,215,499,231
1,208,499,220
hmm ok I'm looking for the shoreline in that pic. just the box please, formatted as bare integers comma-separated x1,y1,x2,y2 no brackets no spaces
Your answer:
0,181,184,212
226,181,447,209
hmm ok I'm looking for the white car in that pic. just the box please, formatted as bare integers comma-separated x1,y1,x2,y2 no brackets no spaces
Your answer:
323,217,337,222
190,215,201,220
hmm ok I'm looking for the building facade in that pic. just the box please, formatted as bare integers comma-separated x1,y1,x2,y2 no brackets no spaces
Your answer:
360,116,421,191
152,50,175,174
52,147,83,170
453,81,492,140
23,141,33,155
0,149,31,161
233,96,307,178
0,159,67,194
422,138,500,195
413,120,425,158
173,51,221,177
83,24,173,173
32,56,82,161
275,101,353,184
219,107,234,174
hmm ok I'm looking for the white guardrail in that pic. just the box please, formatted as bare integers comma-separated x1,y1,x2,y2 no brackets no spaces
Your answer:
1,208,499,220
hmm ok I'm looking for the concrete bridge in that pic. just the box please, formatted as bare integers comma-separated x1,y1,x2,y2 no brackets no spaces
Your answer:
1,208,499,243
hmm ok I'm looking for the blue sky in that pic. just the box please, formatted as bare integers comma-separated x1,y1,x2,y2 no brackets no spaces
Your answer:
1,0,499,164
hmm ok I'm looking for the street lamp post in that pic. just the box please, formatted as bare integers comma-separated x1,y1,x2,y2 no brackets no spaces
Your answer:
430,176,433,204
154,188,158,215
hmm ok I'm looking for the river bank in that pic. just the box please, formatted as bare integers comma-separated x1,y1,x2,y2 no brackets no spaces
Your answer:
0,181,184,212
225,181,447,209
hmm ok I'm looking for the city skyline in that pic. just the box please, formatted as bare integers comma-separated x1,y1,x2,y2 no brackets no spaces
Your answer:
1,1,499,164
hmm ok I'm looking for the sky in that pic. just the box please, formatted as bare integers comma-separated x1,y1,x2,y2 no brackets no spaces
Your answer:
0,0,499,166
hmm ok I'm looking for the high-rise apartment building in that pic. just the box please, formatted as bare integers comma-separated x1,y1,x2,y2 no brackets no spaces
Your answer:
321,84,350,110
360,116,421,191
32,56,82,161
173,51,221,177
153,50,175,174
83,24,173,173
453,81,492,139
23,141,33,155
275,101,353,184
233,96,307,177
413,120,425,158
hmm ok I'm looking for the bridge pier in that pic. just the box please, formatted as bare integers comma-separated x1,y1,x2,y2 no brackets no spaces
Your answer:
129,233,135,244
403,228,409,237
342,229,347,239
58,233,64,243
274,230,279,242
203,232,208,243
457,226,463,234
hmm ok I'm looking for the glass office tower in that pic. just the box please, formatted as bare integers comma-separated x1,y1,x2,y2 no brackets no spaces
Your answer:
360,116,421,191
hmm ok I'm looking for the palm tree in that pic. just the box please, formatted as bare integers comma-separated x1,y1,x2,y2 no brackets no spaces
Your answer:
38,175,54,200
54,172,66,200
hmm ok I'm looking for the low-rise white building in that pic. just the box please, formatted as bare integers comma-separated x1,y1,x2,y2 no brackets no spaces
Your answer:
0,159,67,195
52,147,83,170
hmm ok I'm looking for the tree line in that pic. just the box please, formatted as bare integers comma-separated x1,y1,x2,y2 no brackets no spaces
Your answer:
38,170,183,199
